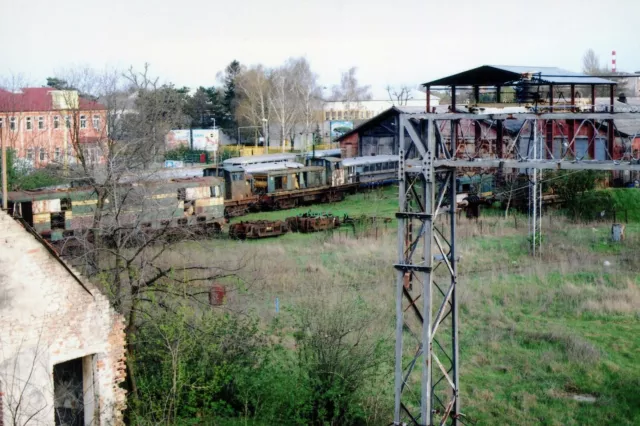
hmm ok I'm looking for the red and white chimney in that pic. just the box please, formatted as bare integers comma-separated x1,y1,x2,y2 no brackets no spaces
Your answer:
612,50,617,73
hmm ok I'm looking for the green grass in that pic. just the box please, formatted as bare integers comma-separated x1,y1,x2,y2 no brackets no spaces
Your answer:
231,185,399,224
178,187,640,425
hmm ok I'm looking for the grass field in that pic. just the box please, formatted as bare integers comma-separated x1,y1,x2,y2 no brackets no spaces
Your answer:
180,186,640,425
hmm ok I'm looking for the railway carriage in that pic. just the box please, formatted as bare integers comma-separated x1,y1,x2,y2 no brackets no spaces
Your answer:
5,176,226,242
341,155,400,185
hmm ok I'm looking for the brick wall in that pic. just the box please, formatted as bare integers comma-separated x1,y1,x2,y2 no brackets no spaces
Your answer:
0,211,126,425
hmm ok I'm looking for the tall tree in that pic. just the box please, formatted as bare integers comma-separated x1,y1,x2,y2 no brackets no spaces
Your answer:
330,67,372,111
289,58,322,150
582,49,602,75
220,60,241,131
235,65,272,144
581,48,628,97
269,62,299,152
184,86,213,128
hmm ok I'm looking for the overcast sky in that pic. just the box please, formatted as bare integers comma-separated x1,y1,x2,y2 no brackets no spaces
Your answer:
2,0,639,96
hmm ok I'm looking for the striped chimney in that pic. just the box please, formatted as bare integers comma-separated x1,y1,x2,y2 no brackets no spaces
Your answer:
612,50,617,73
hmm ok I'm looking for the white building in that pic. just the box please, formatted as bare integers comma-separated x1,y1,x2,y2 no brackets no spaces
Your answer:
322,89,440,122
0,211,127,425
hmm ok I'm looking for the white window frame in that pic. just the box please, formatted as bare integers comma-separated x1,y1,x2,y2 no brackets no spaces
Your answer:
10,116,16,131
38,116,45,130
65,116,71,129
92,114,100,129
25,116,33,131
0,117,3,128
39,148,46,161
26,148,34,161
54,115,60,129
80,115,87,129
54,147,61,161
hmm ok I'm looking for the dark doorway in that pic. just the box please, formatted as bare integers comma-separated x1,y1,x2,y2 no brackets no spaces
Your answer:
54,358,84,426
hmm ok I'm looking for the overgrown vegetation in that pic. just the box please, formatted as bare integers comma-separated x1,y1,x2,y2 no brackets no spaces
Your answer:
124,186,640,425
0,149,65,190
130,295,391,425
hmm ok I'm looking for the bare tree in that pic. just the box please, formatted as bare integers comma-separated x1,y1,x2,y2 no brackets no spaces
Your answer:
290,58,322,150
330,67,372,111
235,65,272,145
269,61,300,152
386,85,414,106
583,49,603,75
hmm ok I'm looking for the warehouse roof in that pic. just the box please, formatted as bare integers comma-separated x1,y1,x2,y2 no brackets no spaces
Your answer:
423,65,616,87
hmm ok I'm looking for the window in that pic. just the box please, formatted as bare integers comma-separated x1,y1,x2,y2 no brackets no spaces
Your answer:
38,116,45,130
10,116,16,131
92,115,100,129
26,148,34,161
325,111,331,121
0,117,3,128
65,116,71,129
39,148,45,161
54,147,61,161
80,115,87,129
54,116,60,129
25,117,32,131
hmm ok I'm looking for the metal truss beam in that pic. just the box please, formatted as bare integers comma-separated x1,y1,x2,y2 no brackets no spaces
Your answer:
433,159,640,172
409,112,640,120
393,112,640,425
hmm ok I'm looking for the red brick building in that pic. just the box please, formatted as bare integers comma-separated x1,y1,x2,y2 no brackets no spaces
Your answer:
0,88,108,167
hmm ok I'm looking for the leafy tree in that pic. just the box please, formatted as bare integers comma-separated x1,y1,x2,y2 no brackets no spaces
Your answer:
46,77,74,90
547,170,616,220
0,149,63,191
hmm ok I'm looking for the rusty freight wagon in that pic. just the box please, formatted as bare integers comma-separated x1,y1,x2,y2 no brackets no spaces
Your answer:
4,176,226,243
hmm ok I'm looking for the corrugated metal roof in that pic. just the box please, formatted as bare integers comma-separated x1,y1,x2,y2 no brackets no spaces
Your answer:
341,155,399,167
242,162,304,173
335,106,425,142
223,153,297,165
300,149,342,158
423,65,616,87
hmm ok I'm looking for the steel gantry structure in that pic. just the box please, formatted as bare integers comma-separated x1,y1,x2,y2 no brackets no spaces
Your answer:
393,112,640,426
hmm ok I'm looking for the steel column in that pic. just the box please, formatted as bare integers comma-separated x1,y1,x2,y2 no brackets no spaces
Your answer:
394,118,407,425
393,113,640,425
395,114,459,425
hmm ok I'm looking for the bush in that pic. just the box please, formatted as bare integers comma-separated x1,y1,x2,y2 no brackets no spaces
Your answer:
132,306,266,424
234,298,392,425
165,145,210,163
0,149,64,190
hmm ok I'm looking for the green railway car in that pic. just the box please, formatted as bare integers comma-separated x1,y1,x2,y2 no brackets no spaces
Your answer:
4,177,225,242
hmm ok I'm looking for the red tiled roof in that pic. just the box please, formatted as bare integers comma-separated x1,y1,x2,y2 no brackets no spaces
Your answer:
0,87,106,113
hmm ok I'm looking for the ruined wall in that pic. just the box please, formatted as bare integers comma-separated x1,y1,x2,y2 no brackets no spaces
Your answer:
0,211,126,425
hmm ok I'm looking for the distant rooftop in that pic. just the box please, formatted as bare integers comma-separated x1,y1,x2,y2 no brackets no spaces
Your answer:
423,65,616,87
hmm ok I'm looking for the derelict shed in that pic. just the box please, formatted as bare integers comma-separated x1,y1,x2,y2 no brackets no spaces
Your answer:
336,106,426,157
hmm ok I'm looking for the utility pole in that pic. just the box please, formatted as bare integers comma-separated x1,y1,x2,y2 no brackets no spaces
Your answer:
1,125,7,210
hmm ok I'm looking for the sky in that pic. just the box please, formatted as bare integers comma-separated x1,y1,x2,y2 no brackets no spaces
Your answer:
2,0,639,97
